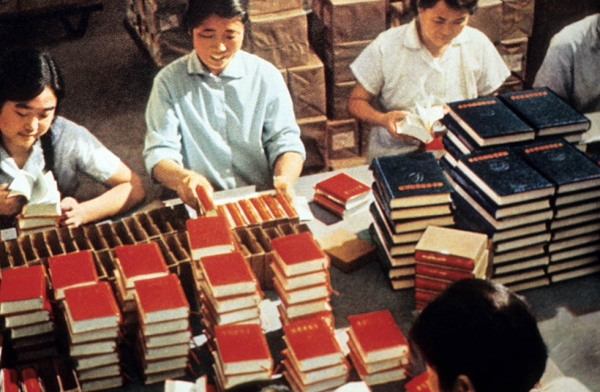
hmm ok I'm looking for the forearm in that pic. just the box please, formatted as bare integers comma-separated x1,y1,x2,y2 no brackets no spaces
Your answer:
348,96,388,127
152,159,197,192
77,180,144,224
273,152,304,185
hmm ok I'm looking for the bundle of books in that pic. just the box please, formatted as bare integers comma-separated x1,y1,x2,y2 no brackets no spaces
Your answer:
281,315,349,392
0,265,56,365
186,215,238,261
133,273,191,385
313,172,372,219
414,226,489,309
112,242,171,334
198,251,263,338
269,232,334,325
211,323,273,390
443,147,555,292
346,310,409,387
61,280,123,391
369,152,454,290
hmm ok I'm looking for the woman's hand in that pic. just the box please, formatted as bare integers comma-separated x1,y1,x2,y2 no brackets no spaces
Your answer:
177,173,214,211
60,197,88,228
0,184,26,216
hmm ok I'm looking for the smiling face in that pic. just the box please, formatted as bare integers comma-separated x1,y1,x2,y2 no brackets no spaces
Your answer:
417,0,470,56
0,86,57,156
192,14,245,75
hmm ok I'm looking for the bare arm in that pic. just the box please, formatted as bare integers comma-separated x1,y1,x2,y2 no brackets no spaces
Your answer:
151,158,213,210
60,162,146,227
273,151,304,201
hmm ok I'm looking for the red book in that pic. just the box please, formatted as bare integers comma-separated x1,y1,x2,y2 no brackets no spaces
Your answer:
259,194,286,220
238,199,261,225
405,371,432,392
415,226,488,271
414,275,451,293
414,264,474,282
20,368,42,392
314,172,371,209
1,368,19,392
213,323,273,375
414,288,439,305
63,281,122,334
134,273,190,324
200,251,258,298
347,310,409,363
48,250,99,300
270,232,329,276
225,202,249,228
275,190,299,221
249,197,274,222
282,315,344,371
186,215,236,259
114,242,169,289
0,265,47,315
196,185,217,216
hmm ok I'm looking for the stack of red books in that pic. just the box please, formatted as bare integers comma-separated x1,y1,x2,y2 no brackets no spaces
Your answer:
414,225,489,310
211,323,273,390
62,281,123,391
198,251,262,339
346,310,410,387
133,273,191,385
281,315,349,392
113,242,170,333
0,265,56,363
269,232,334,326
313,172,372,219
48,250,99,301
186,215,238,260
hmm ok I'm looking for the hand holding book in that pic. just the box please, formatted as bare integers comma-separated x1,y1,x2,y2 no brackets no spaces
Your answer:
395,104,445,145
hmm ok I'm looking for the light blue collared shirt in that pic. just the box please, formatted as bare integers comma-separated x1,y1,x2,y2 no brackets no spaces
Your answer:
144,50,306,192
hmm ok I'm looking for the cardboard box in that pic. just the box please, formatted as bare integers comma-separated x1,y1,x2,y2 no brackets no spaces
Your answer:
501,0,535,40
298,116,328,172
314,0,387,44
326,78,356,120
241,0,303,16
496,37,528,81
327,118,360,159
323,39,370,83
287,51,327,119
468,0,503,44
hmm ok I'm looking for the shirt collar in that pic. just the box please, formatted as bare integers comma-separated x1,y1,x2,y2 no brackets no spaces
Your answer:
187,50,245,79
405,18,471,50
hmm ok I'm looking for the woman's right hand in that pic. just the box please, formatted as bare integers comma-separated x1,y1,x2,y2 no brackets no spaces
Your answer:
382,110,421,143
0,184,26,216
177,173,214,212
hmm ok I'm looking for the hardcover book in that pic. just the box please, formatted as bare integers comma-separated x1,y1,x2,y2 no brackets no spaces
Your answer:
445,95,535,147
196,185,217,217
456,148,555,206
317,227,377,273
347,310,409,363
370,152,453,209
405,371,432,392
0,264,47,315
270,261,329,291
134,273,189,324
63,281,121,334
273,278,330,305
213,323,273,375
498,87,590,136
415,226,488,271
372,184,451,220
270,232,330,276
313,172,372,209
186,215,237,259
513,139,600,194
48,250,99,300
200,251,258,298
349,348,407,386
313,192,370,219
114,242,169,289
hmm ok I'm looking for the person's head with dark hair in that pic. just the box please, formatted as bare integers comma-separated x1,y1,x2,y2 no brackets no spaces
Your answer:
408,0,478,57
410,278,548,392
182,0,247,76
0,47,63,171
225,380,292,392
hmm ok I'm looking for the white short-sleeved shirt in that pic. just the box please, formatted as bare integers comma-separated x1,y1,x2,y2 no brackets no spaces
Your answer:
350,19,510,161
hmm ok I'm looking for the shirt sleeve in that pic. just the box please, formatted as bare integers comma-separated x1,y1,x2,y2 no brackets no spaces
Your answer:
533,38,574,103
350,36,385,96
474,31,511,96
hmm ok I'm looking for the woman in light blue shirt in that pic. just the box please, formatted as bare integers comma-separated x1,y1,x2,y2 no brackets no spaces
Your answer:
144,0,305,208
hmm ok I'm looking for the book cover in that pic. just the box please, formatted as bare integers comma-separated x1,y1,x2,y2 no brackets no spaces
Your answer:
314,172,372,209
186,215,236,258
414,263,474,283
445,95,535,147
0,264,47,315
499,87,591,136
513,139,600,194
347,310,409,363
370,152,453,209
1,368,19,392
114,242,169,289
271,232,330,276
249,197,275,223
224,202,249,228
313,192,370,219
213,323,273,375
48,250,99,300
282,315,344,371
134,273,190,324
259,194,287,220
456,148,555,206
196,185,217,217
348,348,406,386
200,251,258,298
238,199,262,225
280,356,349,385
405,371,432,392
275,190,299,222
372,184,451,220
369,202,425,245
63,281,121,334
415,226,488,271
317,227,377,273
273,278,330,305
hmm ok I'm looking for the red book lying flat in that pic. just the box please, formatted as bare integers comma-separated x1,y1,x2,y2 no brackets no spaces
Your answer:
214,323,273,375
405,371,432,392
200,251,258,298
48,250,99,300
134,273,189,324
114,242,169,289
270,232,329,276
63,281,122,334
314,172,371,209
1,368,19,392
0,264,47,315
347,310,409,363
186,214,236,259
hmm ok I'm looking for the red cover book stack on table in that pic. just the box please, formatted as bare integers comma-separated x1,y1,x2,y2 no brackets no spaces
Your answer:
62,280,123,391
346,310,410,387
313,172,372,219
269,231,334,325
0,265,57,362
48,249,99,300
414,225,489,310
133,273,192,385
281,315,349,392
211,323,273,390
186,214,237,260
198,250,262,338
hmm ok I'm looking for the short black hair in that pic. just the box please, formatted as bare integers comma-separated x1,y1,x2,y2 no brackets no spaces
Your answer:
183,0,247,32
411,0,478,15
410,279,547,392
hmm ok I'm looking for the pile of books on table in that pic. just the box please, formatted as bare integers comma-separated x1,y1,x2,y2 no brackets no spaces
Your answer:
414,226,489,309
313,172,372,219
369,152,454,290
281,315,349,392
346,310,410,387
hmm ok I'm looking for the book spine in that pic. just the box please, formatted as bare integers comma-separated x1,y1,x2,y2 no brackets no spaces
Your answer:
260,194,286,220
415,264,474,281
313,193,345,218
414,288,439,304
238,199,261,225
414,276,451,293
415,250,475,271
196,185,216,216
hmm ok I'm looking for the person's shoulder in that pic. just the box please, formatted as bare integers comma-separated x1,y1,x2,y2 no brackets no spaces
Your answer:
552,13,599,45
51,116,87,135
460,25,494,43
239,50,282,78
154,52,193,81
